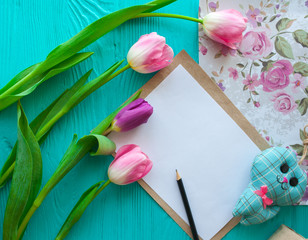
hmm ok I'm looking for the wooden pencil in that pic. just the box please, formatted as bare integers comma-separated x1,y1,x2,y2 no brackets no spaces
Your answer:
176,170,199,240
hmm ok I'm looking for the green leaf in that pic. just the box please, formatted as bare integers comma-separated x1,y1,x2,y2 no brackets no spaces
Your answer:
269,15,277,22
293,30,308,48
0,73,91,189
0,61,123,188
241,71,246,78
275,36,294,59
3,102,42,240
261,60,275,72
253,62,260,67
290,144,304,156
37,70,93,136
16,52,94,96
247,98,251,103
297,98,308,116
293,62,308,76
263,52,276,59
55,181,104,240
143,0,176,13
252,91,259,95
79,135,116,156
0,52,93,111
0,63,40,95
236,63,245,68
66,60,124,111
214,52,222,58
0,90,69,188
300,129,305,141
276,18,295,31
243,85,248,91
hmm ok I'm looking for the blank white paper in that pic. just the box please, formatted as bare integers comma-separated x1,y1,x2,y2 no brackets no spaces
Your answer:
109,65,260,240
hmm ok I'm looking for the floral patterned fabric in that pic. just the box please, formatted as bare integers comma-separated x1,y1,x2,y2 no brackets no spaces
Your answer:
199,0,308,204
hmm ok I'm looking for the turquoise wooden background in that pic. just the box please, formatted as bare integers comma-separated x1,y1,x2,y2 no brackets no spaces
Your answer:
0,0,307,239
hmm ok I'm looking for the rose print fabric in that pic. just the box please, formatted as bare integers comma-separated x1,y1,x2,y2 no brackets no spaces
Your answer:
199,0,308,204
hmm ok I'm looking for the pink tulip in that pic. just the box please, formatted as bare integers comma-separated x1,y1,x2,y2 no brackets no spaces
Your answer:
202,9,247,49
108,144,152,185
127,32,174,73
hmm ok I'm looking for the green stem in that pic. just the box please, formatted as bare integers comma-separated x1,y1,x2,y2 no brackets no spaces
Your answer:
270,31,293,39
249,61,254,76
108,64,130,80
55,180,111,240
0,67,41,98
35,110,66,141
93,179,111,199
0,162,15,186
133,13,203,24
249,91,254,103
241,62,249,72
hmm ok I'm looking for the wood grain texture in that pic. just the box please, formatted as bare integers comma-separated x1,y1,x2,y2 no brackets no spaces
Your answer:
0,0,197,239
1,0,307,240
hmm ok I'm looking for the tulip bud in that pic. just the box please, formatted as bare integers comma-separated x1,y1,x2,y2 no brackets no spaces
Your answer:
111,98,153,132
108,144,152,185
202,9,247,49
127,32,174,73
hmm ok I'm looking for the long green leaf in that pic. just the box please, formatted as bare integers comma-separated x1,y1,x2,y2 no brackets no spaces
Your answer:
3,102,42,240
0,63,40,95
0,0,175,111
0,73,90,188
17,52,94,94
0,90,68,188
67,60,125,111
37,70,93,134
0,61,122,188
0,52,93,111
55,181,103,240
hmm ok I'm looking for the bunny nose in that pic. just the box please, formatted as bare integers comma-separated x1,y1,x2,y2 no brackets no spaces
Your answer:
283,177,288,183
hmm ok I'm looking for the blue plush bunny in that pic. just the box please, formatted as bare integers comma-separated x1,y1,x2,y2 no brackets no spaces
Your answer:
233,147,307,225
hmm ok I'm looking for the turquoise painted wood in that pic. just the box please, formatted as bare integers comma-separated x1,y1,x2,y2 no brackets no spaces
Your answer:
0,0,307,239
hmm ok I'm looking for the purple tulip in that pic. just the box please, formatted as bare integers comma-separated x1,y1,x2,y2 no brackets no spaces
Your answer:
111,98,153,132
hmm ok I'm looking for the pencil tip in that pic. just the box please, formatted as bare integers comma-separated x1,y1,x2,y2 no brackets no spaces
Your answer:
176,169,181,180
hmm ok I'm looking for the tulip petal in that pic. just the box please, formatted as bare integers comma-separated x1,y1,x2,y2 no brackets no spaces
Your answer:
127,33,166,67
108,144,152,185
141,45,174,73
127,32,173,73
113,144,140,162
203,9,247,49
113,99,153,132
